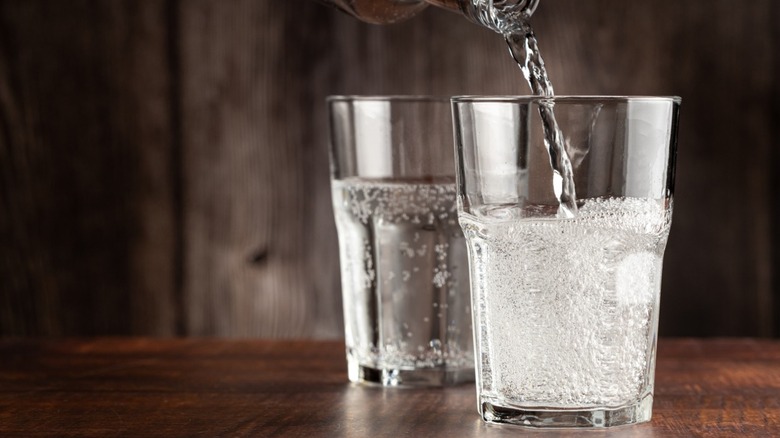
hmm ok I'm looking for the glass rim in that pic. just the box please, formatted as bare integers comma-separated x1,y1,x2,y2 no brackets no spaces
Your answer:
451,95,682,104
327,95,451,103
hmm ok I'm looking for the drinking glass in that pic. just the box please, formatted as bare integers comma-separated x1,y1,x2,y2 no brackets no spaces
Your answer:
452,96,680,427
329,96,473,386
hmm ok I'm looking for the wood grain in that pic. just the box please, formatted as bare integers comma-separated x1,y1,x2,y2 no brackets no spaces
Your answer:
177,1,343,337
0,338,778,436
0,0,177,335
0,1,779,337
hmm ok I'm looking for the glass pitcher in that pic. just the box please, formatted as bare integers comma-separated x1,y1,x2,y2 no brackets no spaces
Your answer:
319,0,539,32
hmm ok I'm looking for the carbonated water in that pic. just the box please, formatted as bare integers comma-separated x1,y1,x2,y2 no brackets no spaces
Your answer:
460,197,671,407
332,178,473,377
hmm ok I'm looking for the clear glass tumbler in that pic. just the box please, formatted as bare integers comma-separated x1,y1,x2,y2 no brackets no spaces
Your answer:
452,96,680,427
328,96,474,386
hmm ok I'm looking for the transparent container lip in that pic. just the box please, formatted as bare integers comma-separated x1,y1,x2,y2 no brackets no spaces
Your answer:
327,95,450,103
451,95,682,104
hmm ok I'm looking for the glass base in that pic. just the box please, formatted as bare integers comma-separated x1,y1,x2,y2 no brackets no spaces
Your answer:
348,360,474,387
480,393,653,428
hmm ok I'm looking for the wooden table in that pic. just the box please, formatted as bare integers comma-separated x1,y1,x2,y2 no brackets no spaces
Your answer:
1,339,779,437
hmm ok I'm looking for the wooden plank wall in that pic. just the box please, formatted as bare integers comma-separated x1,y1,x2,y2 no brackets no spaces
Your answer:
0,0,778,337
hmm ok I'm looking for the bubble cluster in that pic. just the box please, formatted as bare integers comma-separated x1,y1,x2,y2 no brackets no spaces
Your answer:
461,197,670,407
332,178,473,370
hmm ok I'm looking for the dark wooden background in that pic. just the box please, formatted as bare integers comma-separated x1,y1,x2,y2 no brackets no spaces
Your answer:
1,0,778,338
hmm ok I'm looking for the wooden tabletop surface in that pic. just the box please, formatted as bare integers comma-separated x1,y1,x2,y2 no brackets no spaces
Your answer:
1,338,779,437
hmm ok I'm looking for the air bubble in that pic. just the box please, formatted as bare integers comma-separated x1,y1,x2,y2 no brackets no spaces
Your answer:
464,197,668,406
331,178,473,370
